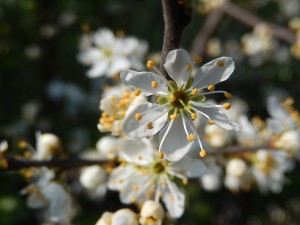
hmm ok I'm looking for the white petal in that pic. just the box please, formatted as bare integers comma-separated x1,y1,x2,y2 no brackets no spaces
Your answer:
172,156,206,178
112,209,138,225
77,48,103,65
108,56,131,76
118,138,154,166
162,178,185,219
115,37,139,55
87,60,109,78
192,57,234,89
120,70,169,96
164,49,192,87
108,166,135,191
159,114,194,161
191,102,241,131
122,103,168,138
93,28,115,48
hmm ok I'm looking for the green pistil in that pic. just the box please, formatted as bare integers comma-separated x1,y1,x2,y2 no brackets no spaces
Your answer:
152,161,167,174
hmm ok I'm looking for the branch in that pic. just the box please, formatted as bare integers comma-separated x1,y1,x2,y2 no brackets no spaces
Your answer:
160,0,192,77
208,145,270,155
0,157,107,171
224,1,297,44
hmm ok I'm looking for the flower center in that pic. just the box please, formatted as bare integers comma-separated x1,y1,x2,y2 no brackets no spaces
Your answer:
152,161,168,174
169,90,190,109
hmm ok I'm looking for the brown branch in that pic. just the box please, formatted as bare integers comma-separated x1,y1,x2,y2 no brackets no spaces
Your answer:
1,157,106,171
208,145,270,155
224,1,297,44
160,0,192,78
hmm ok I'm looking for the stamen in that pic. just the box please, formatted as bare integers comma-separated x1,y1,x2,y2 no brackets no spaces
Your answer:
194,56,203,63
169,94,176,102
199,149,206,158
190,112,197,120
191,88,199,96
134,89,141,96
207,84,215,91
135,113,142,121
217,61,225,67
147,60,155,69
186,63,192,71
224,92,233,99
223,103,231,110
151,81,158,89
182,178,188,185
123,92,130,98
132,185,139,191
186,134,195,142
158,151,164,159
170,113,178,120
208,120,214,125
147,122,154,129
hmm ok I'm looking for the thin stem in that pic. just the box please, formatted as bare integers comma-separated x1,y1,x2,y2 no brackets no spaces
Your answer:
207,145,270,155
160,0,192,78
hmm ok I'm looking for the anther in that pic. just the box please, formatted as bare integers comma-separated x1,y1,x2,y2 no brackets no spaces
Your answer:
223,103,231,110
208,120,214,125
207,84,215,91
182,178,188,185
147,122,154,129
191,113,197,120
192,88,199,96
132,185,139,191
186,64,192,71
194,56,203,63
151,81,158,89
134,89,141,96
158,151,164,159
135,113,142,121
147,60,155,69
199,149,206,158
169,94,176,102
224,92,233,99
19,141,27,148
186,134,195,142
170,113,178,120
217,61,225,67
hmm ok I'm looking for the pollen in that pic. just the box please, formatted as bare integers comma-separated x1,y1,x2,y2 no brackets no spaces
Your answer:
130,197,136,203
170,113,178,120
169,195,175,201
207,84,215,91
169,94,176,102
191,113,197,120
134,89,142,96
224,92,233,99
199,149,207,158
19,141,27,148
135,113,142,121
147,60,155,69
223,102,231,110
192,88,199,96
208,120,214,125
158,151,164,159
118,179,124,184
147,122,154,129
182,178,188,185
147,217,157,223
217,61,225,67
151,81,158,89
132,185,139,191
138,155,143,160
186,63,192,71
194,56,203,63
186,133,195,142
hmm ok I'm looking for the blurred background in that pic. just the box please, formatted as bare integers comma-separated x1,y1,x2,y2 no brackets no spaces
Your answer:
0,0,300,224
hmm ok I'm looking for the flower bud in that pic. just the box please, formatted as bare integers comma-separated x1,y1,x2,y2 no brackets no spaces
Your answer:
36,132,61,160
139,200,164,225
226,158,247,178
80,166,106,190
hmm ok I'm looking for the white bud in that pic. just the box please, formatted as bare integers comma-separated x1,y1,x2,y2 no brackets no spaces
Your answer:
95,212,113,225
139,200,164,225
274,130,300,156
0,140,8,153
200,167,222,191
112,209,138,225
79,166,106,190
226,158,247,177
36,132,61,160
224,175,241,192
96,136,118,160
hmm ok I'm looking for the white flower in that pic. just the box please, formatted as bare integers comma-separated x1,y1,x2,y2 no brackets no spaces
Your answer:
80,165,107,190
139,200,165,225
121,49,241,161
95,212,113,225
78,28,148,78
35,132,61,160
108,138,205,218
98,86,146,136
96,136,119,160
0,140,8,153
95,209,138,225
226,158,247,178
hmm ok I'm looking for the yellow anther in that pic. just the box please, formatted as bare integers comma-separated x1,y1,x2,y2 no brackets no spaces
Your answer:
134,89,142,96
147,122,154,129
135,113,142,121
118,179,124,184
123,92,130,99
169,94,176,102
199,149,206,158
151,81,158,89
147,60,155,69
186,134,195,142
169,195,175,201
138,155,143,160
132,185,139,190
186,63,192,71
120,162,127,167
158,151,164,159
182,178,188,185
223,102,231,110
224,92,233,99
207,84,215,91
170,113,178,120
194,56,203,63
147,217,156,223
119,110,126,117
192,88,199,96
130,197,136,203
191,113,197,120
208,120,214,125
217,61,225,67
19,141,27,148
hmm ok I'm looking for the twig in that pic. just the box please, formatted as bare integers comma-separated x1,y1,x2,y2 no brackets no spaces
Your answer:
1,157,106,171
160,0,192,78
224,1,296,44
208,145,270,155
